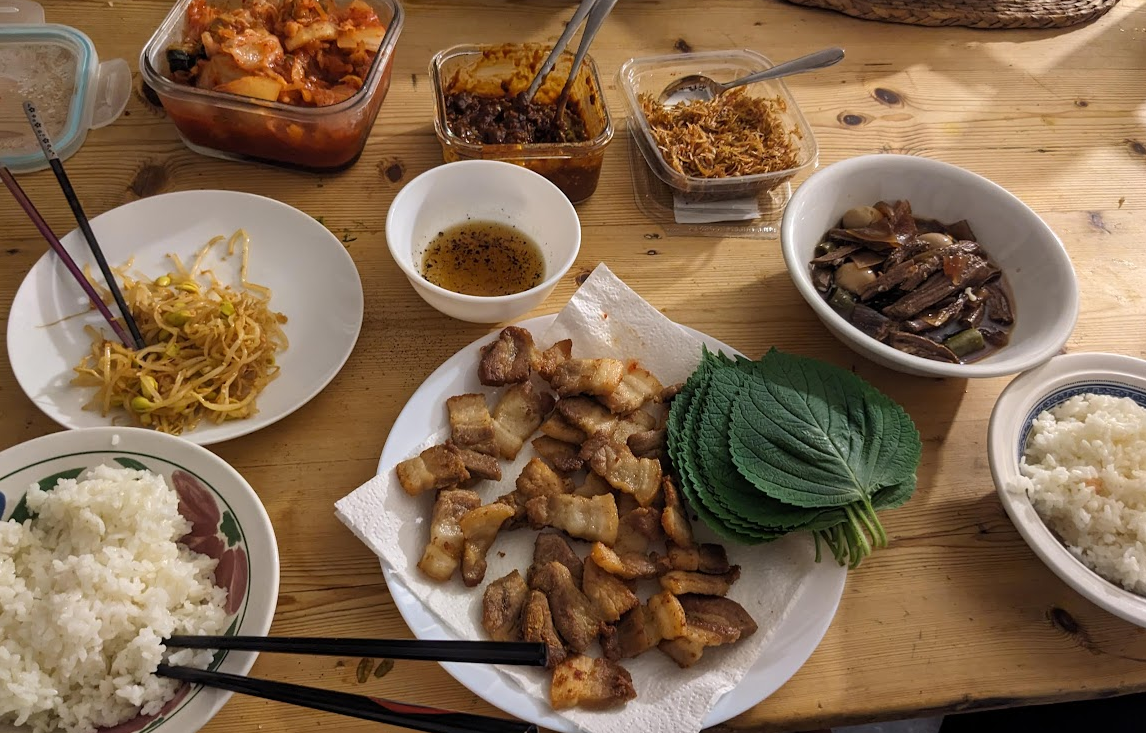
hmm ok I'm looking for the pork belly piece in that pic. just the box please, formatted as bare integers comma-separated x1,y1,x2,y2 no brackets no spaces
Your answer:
417,489,481,582
481,570,528,642
523,590,567,670
615,604,663,659
572,472,614,498
666,542,730,574
550,654,636,710
529,561,602,653
478,326,536,386
660,475,694,548
497,457,572,529
612,410,658,443
590,542,669,581
395,444,469,496
538,412,589,444
459,503,515,587
491,381,555,460
446,393,497,454
580,432,661,507
556,396,618,437
659,567,742,596
548,358,625,398
526,494,619,545
657,635,707,668
626,428,666,460
647,590,688,640
583,558,639,622
599,363,664,414
528,532,584,588
532,339,572,380
614,507,663,555
531,435,584,473
678,594,758,643
450,444,502,482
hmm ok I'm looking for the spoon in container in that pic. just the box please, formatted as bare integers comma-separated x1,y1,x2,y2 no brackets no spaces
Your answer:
657,46,845,106
551,0,618,127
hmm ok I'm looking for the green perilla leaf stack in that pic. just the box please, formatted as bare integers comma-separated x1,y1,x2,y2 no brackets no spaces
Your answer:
667,348,922,568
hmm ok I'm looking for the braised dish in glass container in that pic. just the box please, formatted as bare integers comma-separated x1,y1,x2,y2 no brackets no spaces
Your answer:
431,43,614,204
140,0,404,172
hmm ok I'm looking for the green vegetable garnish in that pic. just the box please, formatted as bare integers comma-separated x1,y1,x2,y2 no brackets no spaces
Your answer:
667,347,922,568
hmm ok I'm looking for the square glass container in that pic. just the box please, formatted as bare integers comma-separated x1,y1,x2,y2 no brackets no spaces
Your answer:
617,49,818,203
0,0,131,173
139,0,404,172
430,43,613,204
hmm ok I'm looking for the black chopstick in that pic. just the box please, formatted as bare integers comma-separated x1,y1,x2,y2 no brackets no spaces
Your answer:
165,636,548,667
0,164,136,348
23,101,146,350
156,664,537,733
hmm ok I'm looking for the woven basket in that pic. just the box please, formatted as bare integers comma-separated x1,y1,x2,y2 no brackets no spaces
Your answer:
785,0,1120,29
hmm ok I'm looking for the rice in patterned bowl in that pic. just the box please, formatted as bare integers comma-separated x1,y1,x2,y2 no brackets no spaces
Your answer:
989,352,1146,628
0,427,278,733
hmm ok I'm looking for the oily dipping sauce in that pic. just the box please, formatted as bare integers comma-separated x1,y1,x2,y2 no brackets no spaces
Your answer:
421,221,545,297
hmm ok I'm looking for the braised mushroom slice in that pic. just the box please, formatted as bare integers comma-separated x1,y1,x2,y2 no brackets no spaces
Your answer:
888,332,959,363
850,304,893,341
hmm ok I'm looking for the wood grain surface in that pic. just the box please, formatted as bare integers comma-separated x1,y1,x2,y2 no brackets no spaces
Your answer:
2,1,1146,731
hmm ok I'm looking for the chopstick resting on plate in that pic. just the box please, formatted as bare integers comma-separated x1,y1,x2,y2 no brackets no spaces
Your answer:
0,164,136,348
22,101,146,350
165,636,549,666
157,664,538,733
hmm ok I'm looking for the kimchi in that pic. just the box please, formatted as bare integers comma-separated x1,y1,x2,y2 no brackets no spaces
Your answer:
167,0,388,107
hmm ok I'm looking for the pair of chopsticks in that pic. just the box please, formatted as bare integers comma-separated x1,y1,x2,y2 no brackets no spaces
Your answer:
524,0,620,121
1,101,144,349
159,636,546,733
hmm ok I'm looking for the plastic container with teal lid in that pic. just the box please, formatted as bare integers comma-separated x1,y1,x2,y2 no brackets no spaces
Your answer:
0,0,131,173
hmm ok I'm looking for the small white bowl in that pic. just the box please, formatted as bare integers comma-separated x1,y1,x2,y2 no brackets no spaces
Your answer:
386,159,581,323
781,154,1079,378
989,353,1146,627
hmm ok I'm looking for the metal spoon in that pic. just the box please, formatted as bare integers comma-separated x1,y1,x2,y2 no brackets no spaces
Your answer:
658,46,845,106
551,0,618,124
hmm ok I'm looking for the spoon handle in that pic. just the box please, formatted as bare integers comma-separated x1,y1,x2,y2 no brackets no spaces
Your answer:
552,0,619,119
723,47,845,92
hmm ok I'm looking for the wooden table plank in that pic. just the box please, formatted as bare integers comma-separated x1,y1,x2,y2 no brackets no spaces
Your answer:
4,1,1146,731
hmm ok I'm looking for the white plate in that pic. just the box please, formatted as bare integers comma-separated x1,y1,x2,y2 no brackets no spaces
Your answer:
989,352,1146,627
0,426,279,733
376,314,847,731
7,190,363,445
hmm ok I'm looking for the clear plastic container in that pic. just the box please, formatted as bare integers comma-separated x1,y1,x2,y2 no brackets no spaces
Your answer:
617,49,818,203
430,43,613,204
139,0,404,172
0,0,131,174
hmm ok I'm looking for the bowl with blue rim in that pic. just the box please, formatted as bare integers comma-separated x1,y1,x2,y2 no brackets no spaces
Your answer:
0,426,279,733
989,352,1146,627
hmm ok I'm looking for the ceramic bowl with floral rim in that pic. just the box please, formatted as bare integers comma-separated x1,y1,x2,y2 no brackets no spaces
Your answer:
0,427,279,733
989,352,1146,628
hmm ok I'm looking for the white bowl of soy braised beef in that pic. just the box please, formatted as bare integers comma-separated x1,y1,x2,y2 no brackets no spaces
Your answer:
781,154,1079,378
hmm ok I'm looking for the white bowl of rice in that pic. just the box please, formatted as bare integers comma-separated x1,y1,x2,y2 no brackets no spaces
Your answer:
0,427,278,733
989,352,1146,627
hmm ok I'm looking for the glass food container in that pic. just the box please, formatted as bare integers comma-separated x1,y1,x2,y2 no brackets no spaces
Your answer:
430,43,614,204
139,0,405,172
0,0,131,174
617,49,818,203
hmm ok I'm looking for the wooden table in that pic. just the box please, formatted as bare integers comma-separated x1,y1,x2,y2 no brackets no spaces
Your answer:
4,1,1146,731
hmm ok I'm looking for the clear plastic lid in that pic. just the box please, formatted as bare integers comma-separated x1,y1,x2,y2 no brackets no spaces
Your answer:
0,0,130,173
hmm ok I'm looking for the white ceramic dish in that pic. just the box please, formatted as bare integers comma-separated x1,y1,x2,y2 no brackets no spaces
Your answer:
6,190,363,445
386,160,581,323
781,154,1079,378
0,426,279,733
989,352,1146,627
375,314,847,732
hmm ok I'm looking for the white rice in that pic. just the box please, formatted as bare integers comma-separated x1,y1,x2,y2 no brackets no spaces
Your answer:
0,465,229,733
1012,393,1146,594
